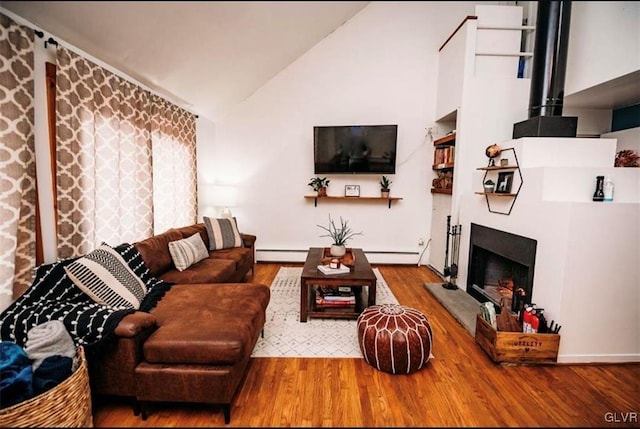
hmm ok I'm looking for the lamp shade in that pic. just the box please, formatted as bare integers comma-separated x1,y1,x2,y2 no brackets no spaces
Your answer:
206,184,237,218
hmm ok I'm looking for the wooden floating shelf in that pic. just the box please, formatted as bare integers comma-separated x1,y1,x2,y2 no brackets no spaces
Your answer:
476,165,518,171
474,192,517,197
433,133,456,146
304,195,403,209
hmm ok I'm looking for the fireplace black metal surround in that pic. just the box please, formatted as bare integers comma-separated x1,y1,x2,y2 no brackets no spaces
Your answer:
467,224,537,312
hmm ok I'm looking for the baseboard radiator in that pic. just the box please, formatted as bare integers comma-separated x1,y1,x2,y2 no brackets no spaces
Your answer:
256,249,420,265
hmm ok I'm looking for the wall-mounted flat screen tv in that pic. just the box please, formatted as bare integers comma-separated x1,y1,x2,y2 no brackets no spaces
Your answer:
313,124,397,174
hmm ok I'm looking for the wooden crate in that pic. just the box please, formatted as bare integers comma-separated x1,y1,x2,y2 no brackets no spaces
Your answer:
475,314,560,364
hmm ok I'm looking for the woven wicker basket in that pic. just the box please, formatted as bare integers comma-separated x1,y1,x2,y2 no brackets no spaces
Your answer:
0,346,93,428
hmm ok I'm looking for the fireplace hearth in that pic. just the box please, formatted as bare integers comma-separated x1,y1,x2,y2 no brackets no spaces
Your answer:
467,224,536,312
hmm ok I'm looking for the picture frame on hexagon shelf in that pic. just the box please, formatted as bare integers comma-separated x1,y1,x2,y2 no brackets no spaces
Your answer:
496,172,514,194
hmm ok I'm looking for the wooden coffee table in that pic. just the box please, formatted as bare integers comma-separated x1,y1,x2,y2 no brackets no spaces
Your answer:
300,247,377,322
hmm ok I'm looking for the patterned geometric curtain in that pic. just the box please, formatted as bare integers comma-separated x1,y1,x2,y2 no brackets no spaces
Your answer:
56,47,155,258
55,47,196,259
118,80,155,239
0,13,36,309
151,95,197,233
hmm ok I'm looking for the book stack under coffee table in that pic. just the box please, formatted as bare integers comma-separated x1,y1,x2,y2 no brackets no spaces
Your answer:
315,286,356,308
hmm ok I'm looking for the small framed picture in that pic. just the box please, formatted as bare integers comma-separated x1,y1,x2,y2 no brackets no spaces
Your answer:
344,185,360,197
496,172,514,193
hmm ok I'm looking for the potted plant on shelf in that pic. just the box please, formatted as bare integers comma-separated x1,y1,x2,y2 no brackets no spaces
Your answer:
308,177,330,197
484,179,495,193
317,214,363,257
379,175,392,198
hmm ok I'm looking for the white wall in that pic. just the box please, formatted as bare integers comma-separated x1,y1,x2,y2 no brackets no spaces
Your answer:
551,2,640,138
602,127,640,154
565,1,640,97
201,2,483,264
428,193,452,275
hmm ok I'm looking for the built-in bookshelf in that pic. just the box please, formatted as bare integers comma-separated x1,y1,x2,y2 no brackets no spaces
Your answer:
431,133,455,194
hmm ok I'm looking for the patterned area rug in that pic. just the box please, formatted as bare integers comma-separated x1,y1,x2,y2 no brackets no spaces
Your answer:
251,267,399,358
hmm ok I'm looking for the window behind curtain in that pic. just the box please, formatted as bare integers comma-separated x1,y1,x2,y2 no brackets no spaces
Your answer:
151,95,197,234
55,46,196,259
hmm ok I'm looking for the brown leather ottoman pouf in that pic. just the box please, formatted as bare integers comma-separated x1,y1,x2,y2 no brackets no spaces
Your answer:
357,304,433,374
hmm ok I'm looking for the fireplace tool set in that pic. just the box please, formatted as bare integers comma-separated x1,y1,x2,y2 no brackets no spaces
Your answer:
442,215,462,290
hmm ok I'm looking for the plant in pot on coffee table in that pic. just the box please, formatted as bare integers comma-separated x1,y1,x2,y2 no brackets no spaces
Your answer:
317,214,363,258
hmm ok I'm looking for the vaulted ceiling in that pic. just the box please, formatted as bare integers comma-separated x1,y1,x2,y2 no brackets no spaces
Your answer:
2,1,369,122
5,1,638,122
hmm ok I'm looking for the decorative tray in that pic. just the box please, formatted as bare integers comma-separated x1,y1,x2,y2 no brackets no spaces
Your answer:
321,248,355,267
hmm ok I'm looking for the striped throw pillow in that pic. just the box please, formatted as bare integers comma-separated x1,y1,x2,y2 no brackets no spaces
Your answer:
168,233,209,271
64,244,148,310
204,217,243,250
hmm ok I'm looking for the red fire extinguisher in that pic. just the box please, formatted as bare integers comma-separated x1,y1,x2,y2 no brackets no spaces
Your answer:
523,306,533,333
530,309,540,333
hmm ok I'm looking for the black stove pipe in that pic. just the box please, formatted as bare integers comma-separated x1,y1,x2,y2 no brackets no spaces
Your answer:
528,0,573,118
513,0,577,138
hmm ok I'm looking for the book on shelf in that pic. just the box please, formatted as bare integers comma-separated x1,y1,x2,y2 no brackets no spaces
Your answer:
315,297,356,307
433,146,455,166
321,295,355,302
314,285,356,307
316,286,353,296
317,264,350,275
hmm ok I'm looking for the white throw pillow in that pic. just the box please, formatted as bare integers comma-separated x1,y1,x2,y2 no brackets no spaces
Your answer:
64,244,148,310
168,233,209,271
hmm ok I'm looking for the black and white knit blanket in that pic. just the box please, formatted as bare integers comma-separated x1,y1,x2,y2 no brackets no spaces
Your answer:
0,243,172,350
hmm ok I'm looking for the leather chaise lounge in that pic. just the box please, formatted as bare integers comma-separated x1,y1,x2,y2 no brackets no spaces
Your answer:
87,223,270,424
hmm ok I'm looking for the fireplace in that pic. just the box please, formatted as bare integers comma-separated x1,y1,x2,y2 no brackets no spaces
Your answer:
467,223,537,312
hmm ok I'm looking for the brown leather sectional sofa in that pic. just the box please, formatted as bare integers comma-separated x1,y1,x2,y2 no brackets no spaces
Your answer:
87,223,270,424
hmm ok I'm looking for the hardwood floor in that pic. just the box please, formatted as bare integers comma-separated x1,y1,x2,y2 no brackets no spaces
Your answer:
93,263,639,427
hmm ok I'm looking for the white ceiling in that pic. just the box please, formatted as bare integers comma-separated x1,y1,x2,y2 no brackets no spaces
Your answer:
2,1,369,122
4,1,637,122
